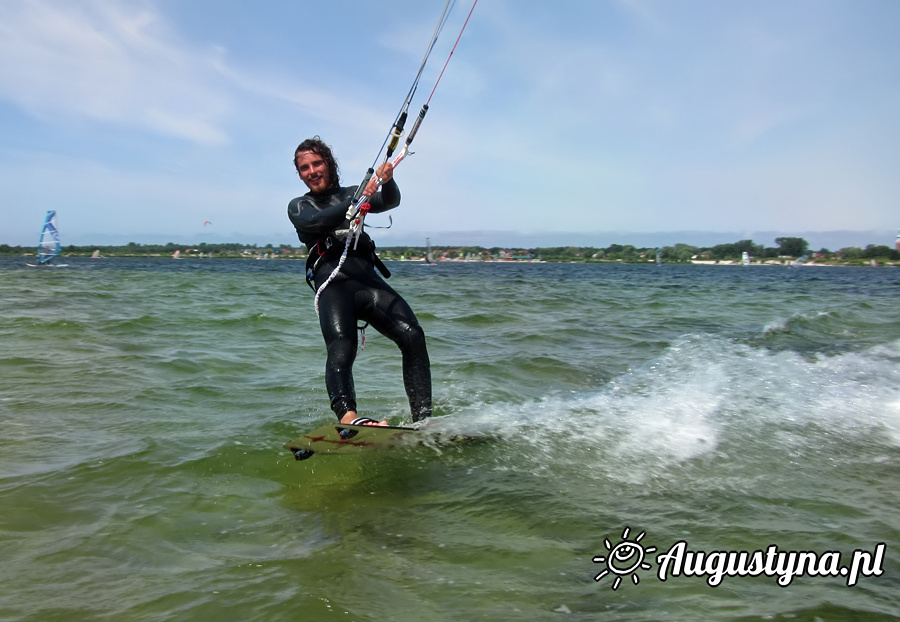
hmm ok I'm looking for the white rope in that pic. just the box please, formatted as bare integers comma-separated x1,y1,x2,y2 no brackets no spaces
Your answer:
313,233,351,317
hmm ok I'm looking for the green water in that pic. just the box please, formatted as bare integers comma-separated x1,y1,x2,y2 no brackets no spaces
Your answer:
1,258,898,620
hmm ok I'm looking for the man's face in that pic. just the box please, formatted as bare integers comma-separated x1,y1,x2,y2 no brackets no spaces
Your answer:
295,150,330,193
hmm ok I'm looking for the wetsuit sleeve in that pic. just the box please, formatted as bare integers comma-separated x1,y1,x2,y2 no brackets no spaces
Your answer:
367,179,400,214
287,196,351,235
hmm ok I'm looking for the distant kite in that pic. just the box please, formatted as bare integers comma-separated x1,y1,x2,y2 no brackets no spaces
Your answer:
203,221,212,226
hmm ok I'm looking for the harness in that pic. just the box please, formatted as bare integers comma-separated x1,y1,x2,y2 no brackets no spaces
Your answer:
305,231,390,351
304,231,391,293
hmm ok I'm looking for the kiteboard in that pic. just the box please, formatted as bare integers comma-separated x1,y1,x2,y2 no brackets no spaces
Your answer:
284,422,494,460
284,423,422,460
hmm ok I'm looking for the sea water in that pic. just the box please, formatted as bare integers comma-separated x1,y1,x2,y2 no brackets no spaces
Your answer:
0,257,897,621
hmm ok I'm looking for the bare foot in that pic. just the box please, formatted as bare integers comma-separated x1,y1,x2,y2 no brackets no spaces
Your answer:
339,412,388,426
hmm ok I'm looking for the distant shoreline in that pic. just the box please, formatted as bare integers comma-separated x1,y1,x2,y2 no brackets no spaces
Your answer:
4,236,899,267
4,253,895,268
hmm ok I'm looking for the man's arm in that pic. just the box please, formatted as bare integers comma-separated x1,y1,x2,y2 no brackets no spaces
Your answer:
365,161,400,214
287,195,352,234
368,178,400,214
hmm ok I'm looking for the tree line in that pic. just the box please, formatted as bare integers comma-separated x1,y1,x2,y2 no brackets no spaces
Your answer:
2,236,898,263
383,237,898,263
0,242,279,257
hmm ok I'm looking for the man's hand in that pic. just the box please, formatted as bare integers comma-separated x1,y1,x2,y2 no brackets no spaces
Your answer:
364,162,394,196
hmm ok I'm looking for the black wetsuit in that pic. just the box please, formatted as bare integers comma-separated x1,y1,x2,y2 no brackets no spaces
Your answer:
287,181,432,422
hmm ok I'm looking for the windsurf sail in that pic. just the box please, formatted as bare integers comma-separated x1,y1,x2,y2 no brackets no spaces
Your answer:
37,210,62,264
742,251,750,266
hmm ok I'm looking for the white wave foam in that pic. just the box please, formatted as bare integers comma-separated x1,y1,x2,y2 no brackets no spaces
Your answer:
442,336,900,481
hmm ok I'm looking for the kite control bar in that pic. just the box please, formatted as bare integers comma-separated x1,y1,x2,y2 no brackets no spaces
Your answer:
346,104,430,248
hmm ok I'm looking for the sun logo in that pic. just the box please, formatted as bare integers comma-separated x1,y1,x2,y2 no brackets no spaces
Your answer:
593,527,657,590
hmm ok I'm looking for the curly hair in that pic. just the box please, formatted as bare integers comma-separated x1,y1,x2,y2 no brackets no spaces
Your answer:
294,136,340,191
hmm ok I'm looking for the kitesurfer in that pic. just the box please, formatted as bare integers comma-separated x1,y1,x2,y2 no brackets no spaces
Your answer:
288,137,432,426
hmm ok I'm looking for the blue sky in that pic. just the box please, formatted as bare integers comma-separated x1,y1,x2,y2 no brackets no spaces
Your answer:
1,0,898,250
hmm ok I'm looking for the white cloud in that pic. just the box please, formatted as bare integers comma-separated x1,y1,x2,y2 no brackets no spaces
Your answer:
0,0,230,144
613,0,668,34
1,0,898,245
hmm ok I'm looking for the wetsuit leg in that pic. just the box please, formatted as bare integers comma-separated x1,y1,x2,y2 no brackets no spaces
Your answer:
316,279,359,418
352,263,432,422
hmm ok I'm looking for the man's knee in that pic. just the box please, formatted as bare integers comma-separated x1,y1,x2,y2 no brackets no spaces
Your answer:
326,332,356,356
325,334,357,374
395,321,426,350
409,324,427,350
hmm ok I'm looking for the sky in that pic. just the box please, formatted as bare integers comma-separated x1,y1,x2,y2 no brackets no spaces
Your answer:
1,0,898,250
